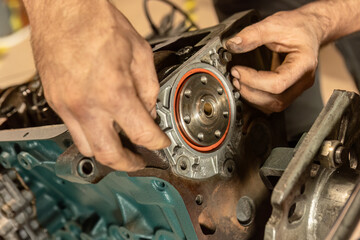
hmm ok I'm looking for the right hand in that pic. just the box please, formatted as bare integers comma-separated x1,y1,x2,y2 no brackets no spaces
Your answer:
24,0,170,171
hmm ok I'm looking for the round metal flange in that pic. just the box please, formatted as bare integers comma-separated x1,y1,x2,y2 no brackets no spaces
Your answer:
174,69,231,152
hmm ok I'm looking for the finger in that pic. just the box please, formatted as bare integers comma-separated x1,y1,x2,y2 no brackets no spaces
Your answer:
46,98,93,156
231,52,316,94
131,43,159,114
237,75,313,113
114,93,170,150
79,113,145,172
62,116,93,156
225,20,277,53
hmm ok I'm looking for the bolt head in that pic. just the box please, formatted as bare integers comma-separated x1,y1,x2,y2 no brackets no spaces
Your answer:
236,196,254,226
200,76,208,85
197,132,204,141
184,89,192,98
215,130,221,138
184,115,191,124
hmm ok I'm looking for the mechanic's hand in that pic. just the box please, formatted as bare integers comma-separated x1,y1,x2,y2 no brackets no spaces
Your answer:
226,9,324,113
24,1,170,171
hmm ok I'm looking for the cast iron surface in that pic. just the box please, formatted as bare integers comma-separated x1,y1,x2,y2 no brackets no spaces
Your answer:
264,90,360,240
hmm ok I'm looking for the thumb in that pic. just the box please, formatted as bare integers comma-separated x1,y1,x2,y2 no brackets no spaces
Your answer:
225,22,270,53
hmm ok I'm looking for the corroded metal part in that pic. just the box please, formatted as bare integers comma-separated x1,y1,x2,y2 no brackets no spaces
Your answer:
0,168,48,239
265,90,360,240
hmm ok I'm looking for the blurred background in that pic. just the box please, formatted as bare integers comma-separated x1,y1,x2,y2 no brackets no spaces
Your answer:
0,0,358,104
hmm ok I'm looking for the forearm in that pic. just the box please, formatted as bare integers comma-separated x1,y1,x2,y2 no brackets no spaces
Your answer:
298,0,360,44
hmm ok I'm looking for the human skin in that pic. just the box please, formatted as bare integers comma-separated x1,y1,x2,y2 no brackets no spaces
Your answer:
226,0,360,113
22,0,360,171
22,0,170,171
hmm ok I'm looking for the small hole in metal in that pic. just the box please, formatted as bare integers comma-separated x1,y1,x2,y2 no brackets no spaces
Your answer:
204,102,213,116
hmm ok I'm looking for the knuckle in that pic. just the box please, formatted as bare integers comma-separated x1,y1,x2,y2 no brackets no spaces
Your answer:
270,98,287,113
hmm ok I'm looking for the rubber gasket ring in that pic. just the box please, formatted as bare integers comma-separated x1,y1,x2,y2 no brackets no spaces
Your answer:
174,68,231,152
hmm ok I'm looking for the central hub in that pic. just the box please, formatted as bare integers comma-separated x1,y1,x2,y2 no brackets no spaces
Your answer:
174,69,231,152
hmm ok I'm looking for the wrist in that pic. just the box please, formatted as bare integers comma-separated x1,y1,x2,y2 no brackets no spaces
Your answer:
297,1,335,45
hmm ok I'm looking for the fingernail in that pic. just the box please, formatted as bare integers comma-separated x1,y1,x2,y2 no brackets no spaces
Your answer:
150,107,157,119
232,78,241,90
229,36,242,45
231,68,240,79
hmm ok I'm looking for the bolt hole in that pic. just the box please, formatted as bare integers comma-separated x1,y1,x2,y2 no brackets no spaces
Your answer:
195,195,203,205
180,161,187,171
152,180,166,191
20,158,29,167
300,184,305,194
77,159,94,178
227,165,233,173
203,102,213,117
199,211,216,236
288,201,305,224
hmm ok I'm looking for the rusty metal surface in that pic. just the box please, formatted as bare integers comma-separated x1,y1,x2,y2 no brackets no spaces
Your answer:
130,112,287,240
264,90,360,240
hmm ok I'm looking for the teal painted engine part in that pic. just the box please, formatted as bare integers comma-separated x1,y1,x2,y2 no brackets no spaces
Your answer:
0,127,197,240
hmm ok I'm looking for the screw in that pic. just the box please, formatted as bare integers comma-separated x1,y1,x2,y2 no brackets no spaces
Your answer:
197,132,204,141
215,130,221,138
217,88,223,95
200,76,208,85
236,196,255,226
234,91,240,99
184,89,192,98
184,115,191,124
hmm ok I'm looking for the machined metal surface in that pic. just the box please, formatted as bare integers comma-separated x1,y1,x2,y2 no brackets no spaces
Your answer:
176,71,230,149
264,90,360,240
3,9,358,240
154,10,273,179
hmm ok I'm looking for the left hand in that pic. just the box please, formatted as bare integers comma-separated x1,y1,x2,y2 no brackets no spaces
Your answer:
226,9,324,113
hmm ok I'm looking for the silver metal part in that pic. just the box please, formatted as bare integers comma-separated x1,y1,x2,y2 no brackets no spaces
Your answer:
178,72,230,147
0,169,48,239
157,61,241,179
265,90,360,240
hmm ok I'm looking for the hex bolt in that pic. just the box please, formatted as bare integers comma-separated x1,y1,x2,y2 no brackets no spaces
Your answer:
217,88,223,95
184,115,191,124
236,196,255,226
184,89,192,98
197,132,204,141
200,76,208,85
223,111,229,118
215,130,221,138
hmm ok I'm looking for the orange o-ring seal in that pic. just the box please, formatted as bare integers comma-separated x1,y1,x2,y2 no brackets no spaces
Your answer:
174,68,231,152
